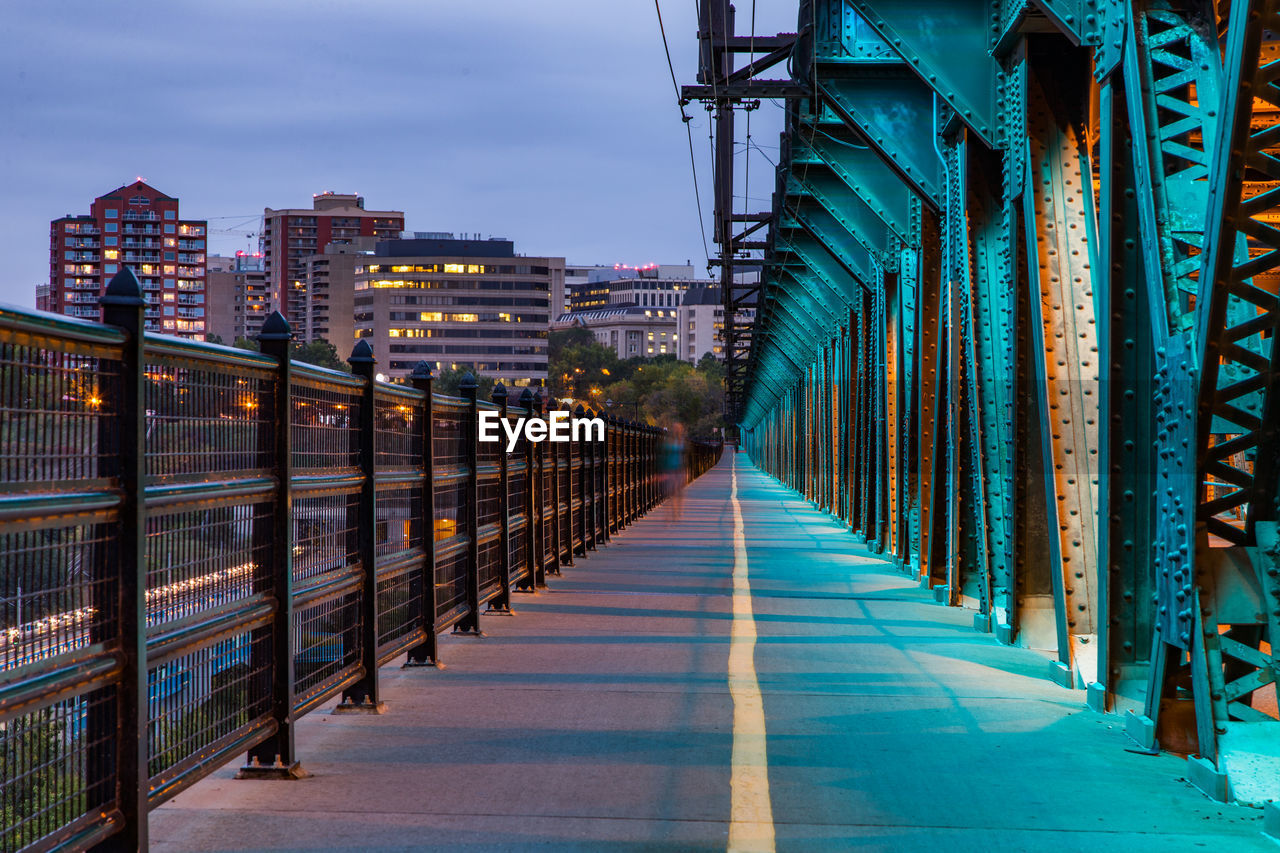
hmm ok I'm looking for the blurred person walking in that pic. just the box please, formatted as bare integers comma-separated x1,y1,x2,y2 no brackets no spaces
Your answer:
661,422,687,522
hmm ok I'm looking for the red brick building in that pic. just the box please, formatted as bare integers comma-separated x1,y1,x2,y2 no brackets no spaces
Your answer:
45,180,207,338
260,193,404,340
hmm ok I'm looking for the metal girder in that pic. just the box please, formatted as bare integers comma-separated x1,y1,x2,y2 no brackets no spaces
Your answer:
1123,0,1223,344
843,0,1000,145
818,74,944,207
681,80,809,100
1173,0,1280,772
964,144,1015,625
780,202,878,289
1095,78,1160,709
1022,63,1102,687
800,127,915,244
786,165,894,258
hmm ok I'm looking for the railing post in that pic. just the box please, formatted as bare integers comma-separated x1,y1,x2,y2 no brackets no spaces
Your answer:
575,404,591,553
490,383,512,612
518,388,540,591
652,427,660,509
337,340,385,712
96,268,149,850
565,404,579,561
587,407,600,551
624,420,634,525
406,361,440,667
531,390,552,585
238,310,305,777
604,414,615,538
455,374,483,634
547,392,565,572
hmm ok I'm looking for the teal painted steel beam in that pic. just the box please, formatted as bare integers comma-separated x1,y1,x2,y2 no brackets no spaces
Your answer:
817,73,944,206
843,0,1000,145
799,128,915,244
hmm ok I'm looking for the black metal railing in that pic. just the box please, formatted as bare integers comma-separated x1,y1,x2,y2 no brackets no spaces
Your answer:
0,269,719,853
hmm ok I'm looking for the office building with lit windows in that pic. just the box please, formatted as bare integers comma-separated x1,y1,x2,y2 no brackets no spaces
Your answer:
568,264,712,311
352,236,563,384
552,305,680,360
260,192,403,338
45,180,207,338
677,285,725,363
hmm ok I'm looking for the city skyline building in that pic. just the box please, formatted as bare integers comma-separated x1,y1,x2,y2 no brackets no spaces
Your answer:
569,263,711,311
553,304,680,360
204,252,270,344
44,179,208,337
260,192,403,338
676,285,725,363
353,236,562,384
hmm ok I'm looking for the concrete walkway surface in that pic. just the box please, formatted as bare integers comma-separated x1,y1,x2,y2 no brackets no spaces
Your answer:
151,455,1269,851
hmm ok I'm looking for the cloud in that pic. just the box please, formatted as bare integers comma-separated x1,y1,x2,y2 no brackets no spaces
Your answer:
0,0,795,305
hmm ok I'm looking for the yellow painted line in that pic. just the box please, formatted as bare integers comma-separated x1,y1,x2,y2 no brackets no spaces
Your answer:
728,455,775,853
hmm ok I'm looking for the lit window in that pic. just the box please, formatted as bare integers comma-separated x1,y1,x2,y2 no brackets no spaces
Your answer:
450,313,478,323
164,238,176,247
163,293,175,302
419,312,444,322
467,264,481,274
443,263,465,273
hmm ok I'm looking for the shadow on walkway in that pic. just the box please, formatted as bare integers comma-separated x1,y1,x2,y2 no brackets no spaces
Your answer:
152,455,1268,852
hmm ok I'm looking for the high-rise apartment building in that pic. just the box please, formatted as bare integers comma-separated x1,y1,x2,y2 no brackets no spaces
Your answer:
260,192,403,339
46,180,207,337
204,252,270,344
353,236,562,384
303,238,380,361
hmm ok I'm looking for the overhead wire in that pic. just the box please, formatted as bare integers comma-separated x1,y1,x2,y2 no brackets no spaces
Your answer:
654,0,712,267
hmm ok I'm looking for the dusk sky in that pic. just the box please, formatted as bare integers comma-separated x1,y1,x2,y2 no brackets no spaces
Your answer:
0,1,795,308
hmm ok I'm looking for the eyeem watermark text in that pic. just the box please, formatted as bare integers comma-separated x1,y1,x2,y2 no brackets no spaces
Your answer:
479,411,604,452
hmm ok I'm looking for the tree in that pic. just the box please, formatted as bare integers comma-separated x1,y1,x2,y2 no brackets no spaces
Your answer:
233,336,349,373
434,366,496,400
291,339,348,372
204,333,226,345
548,327,622,400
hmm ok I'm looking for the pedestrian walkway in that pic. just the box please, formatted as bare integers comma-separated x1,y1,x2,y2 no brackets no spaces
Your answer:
151,455,1269,851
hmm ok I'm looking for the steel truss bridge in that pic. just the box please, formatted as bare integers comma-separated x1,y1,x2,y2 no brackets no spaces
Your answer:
688,0,1280,800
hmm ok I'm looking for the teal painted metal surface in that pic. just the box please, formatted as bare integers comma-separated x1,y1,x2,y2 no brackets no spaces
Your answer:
705,0,1280,802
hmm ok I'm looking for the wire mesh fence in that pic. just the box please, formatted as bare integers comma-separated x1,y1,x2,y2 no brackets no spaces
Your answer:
0,281,718,852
